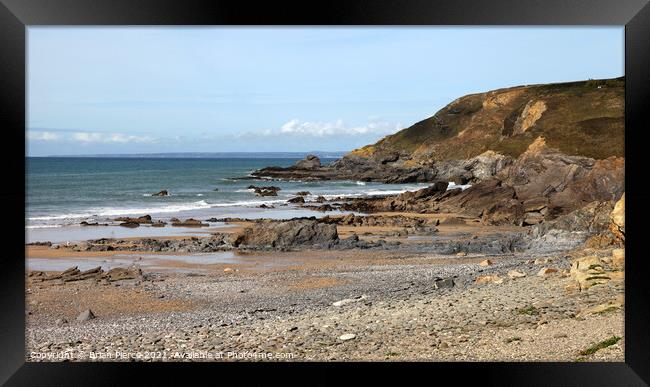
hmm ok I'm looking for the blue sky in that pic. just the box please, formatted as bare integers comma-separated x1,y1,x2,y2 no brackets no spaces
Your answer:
27,27,624,156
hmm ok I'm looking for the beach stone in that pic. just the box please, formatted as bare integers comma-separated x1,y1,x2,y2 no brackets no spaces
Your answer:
537,267,558,277
434,278,455,289
475,275,503,285
77,309,96,322
507,270,526,279
223,268,233,273
479,259,493,266
338,333,356,341
333,295,367,307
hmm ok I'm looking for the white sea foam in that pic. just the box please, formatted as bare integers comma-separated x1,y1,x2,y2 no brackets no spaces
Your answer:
25,224,63,229
356,181,366,185
27,198,290,227
448,182,472,190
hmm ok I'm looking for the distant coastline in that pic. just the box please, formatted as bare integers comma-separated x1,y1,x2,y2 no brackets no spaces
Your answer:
29,151,348,159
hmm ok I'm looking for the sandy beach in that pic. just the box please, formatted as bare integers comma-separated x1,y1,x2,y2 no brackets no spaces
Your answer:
25,210,624,362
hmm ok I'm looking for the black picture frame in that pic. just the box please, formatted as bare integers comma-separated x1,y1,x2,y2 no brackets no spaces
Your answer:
2,0,649,385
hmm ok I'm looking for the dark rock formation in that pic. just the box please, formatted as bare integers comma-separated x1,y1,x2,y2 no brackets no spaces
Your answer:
30,265,143,284
114,215,153,224
171,218,209,227
152,190,169,196
248,185,281,196
229,219,339,249
287,196,305,204
294,155,321,169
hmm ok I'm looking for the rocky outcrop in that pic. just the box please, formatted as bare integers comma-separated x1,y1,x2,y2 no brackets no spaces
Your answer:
294,155,321,169
229,219,339,249
115,215,154,224
610,194,625,241
170,218,209,227
287,196,305,204
434,138,624,226
320,213,438,234
570,254,623,291
497,137,623,214
152,190,169,196
29,266,143,283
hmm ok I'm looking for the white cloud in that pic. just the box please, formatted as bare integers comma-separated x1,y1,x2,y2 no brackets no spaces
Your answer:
277,118,401,137
71,132,156,144
27,131,60,141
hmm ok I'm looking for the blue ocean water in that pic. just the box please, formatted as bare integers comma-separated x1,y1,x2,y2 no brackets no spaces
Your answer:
26,157,433,228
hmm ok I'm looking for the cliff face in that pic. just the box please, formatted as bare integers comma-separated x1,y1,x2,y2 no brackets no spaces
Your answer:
344,77,624,166
253,77,624,185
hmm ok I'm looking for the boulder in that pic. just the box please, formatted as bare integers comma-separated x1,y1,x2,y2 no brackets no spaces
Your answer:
479,259,493,266
295,191,311,196
570,256,612,291
229,219,339,249
152,190,169,196
104,267,142,282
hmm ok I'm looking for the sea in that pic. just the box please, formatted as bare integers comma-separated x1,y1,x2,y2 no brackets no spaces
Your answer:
26,156,467,243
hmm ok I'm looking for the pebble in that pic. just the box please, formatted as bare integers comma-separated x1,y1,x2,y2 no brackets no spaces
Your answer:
338,333,356,341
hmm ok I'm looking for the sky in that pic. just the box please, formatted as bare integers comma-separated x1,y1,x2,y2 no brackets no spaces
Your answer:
27,27,624,156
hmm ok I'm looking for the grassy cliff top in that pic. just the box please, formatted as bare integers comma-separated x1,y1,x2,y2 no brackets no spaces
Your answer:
348,77,624,162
